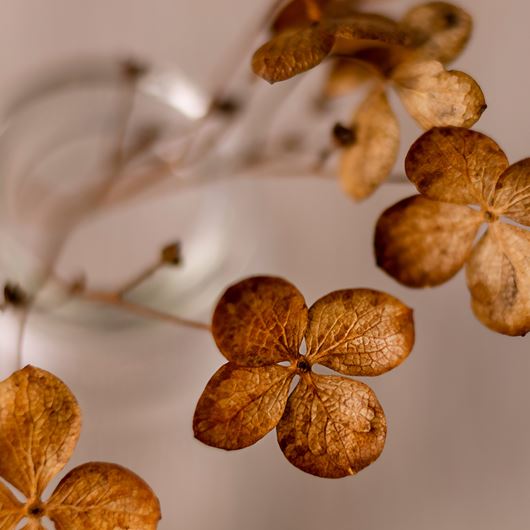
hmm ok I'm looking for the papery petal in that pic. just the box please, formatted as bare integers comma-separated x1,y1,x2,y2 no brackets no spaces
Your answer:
277,374,386,478
492,159,530,226
0,366,81,498
375,195,483,287
339,87,399,200
405,127,509,206
466,223,530,336
252,27,335,83
305,289,414,375
393,60,485,130
193,363,294,450
212,276,308,366
400,1,472,63
0,481,24,530
47,462,161,530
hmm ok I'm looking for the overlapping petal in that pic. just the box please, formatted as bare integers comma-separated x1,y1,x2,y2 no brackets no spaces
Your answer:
193,363,294,449
400,1,472,63
47,463,161,529
0,482,23,530
392,60,485,130
466,223,530,336
305,289,414,375
212,276,308,366
339,87,400,200
405,127,509,206
276,374,386,478
492,159,530,226
0,366,81,499
252,27,335,83
375,196,483,287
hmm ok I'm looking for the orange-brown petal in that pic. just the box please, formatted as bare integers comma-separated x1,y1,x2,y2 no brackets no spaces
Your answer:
252,27,335,83
46,462,161,529
405,127,509,207
339,87,399,200
212,276,308,366
0,482,24,530
400,1,472,63
375,195,483,287
324,58,376,98
193,363,294,450
392,60,485,130
492,158,530,226
277,373,386,478
0,366,81,498
466,223,530,336
305,289,414,375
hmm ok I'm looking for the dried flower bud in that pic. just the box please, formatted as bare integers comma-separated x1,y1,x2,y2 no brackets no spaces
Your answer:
3,282,28,307
161,242,182,266
332,122,356,146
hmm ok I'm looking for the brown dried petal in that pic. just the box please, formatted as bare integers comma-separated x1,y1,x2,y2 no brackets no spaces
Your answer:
492,159,530,226
0,482,23,529
393,60,485,130
331,13,409,56
324,59,375,98
212,276,308,366
277,374,386,478
375,195,483,287
339,87,399,200
405,127,509,207
47,462,160,529
272,0,329,32
466,223,530,336
193,363,294,450
401,2,472,63
305,289,413,375
0,366,81,498
252,27,335,83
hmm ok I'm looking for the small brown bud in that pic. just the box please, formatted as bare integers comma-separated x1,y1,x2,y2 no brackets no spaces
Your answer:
332,123,356,147
4,282,28,307
161,242,182,266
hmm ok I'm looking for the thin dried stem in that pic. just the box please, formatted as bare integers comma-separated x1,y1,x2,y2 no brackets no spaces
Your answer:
15,308,30,369
78,289,211,332
116,261,164,297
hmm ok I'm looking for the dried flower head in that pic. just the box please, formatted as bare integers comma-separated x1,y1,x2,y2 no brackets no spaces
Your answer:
193,276,414,478
375,126,530,336
0,366,161,529
253,0,410,83
252,1,485,201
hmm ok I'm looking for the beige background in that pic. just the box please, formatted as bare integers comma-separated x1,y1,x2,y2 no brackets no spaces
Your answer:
1,1,530,529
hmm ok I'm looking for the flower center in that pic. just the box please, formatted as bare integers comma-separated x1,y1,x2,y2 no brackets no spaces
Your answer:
27,500,45,518
483,210,498,223
296,356,312,374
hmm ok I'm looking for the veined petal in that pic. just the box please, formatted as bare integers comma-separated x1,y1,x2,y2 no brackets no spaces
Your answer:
193,363,294,450
375,195,483,287
0,366,81,498
212,276,308,366
277,374,386,478
393,60,485,130
466,223,530,336
492,159,530,226
405,127,509,207
47,462,161,529
305,289,414,375
339,87,399,200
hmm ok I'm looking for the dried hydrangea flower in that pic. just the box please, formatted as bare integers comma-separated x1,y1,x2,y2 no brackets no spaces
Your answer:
331,2,485,200
375,126,530,336
253,1,485,201
0,366,161,529
193,276,414,478
252,0,410,83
